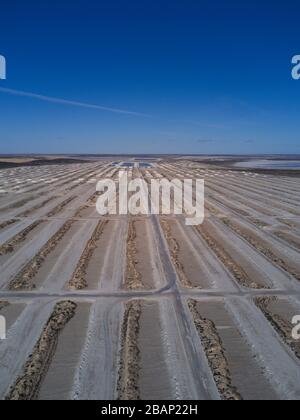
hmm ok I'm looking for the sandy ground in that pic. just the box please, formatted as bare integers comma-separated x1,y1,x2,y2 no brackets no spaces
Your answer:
0,159,299,400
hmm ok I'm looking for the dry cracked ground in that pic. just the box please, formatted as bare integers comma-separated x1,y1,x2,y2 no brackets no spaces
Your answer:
0,158,300,400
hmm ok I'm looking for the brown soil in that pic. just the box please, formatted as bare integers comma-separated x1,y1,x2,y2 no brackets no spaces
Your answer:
9,220,74,290
72,192,99,218
5,301,77,400
46,196,75,218
196,223,264,289
0,219,18,231
0,196,38,213
206,184,273,216
221,218,300,282
0,301,9,311
16,197,57,218
205,203,221,216
66,171,98,192
117,300,142,400
207,195,250,217
273,231,300,251
188,299,242,400
68,220,108,290
256,297,300,360
160,219,193,288
0,220,45,255
124,221,144,290
278,218,297,229
249,218,270,229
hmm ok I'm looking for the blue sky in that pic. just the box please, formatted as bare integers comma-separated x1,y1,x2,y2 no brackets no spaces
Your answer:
0,0,299,154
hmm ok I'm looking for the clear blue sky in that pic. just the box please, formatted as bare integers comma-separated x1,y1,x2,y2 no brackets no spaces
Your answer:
0,0,299,154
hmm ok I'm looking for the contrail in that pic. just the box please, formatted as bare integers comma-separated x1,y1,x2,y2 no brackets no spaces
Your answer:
0,86,149,117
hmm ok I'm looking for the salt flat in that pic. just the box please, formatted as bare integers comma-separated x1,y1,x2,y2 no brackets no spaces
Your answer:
0,157,300,400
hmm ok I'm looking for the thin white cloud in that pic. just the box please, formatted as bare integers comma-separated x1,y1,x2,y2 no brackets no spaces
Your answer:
0,87,150,117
